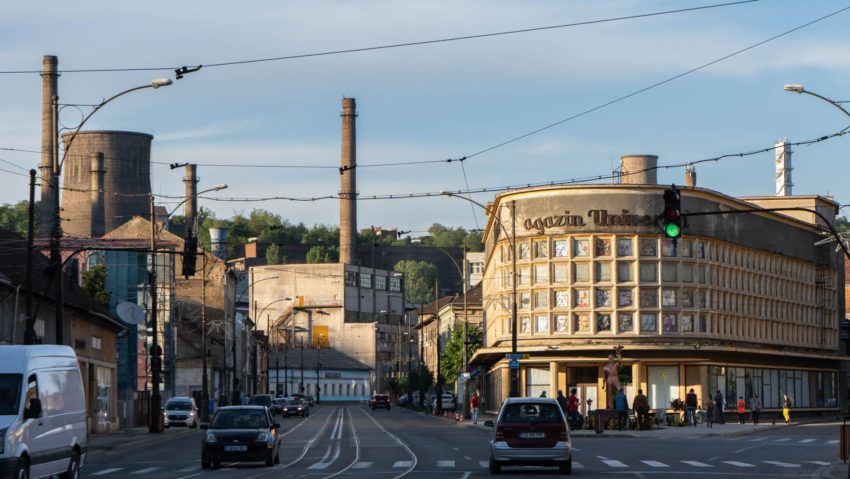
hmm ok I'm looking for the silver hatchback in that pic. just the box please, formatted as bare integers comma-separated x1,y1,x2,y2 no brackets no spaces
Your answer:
485,397,572,474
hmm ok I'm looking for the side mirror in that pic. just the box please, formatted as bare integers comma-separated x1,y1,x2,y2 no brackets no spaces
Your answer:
272,423,281,430
483,420,495,428
24,398,42,420
200,424,208,430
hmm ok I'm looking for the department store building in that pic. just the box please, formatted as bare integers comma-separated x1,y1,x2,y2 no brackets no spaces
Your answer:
473,155,844,417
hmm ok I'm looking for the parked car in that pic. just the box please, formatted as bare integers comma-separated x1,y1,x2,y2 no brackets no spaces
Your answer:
281,398,309,417
0,345,88,479
292,393,314,406
485,397,572,474
371,394,391,410
250,394,275,413
430,393,457,411
272,397,287,415
201,406,281,468
164,396,199,428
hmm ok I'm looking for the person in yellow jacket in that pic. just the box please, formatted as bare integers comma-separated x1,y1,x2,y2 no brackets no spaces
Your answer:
782,393,793,424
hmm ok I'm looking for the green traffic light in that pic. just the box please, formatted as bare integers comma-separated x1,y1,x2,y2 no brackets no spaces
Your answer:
664,222,681,238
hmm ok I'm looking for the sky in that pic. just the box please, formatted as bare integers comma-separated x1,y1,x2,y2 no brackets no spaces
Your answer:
1,0,849,235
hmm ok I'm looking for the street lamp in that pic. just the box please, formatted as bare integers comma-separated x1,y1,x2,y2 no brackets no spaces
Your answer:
149,183,226,432
441,191,519,398
253,297,292,394
783,84,850,119
232,275,279,402
35,78,173,350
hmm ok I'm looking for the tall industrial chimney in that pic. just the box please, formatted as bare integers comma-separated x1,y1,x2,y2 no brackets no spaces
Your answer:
39,55,59,237
685,164,697,188
339,98,358,265
184,164,198,236
774,138,793,196
619,155,658,185
89,153,105,237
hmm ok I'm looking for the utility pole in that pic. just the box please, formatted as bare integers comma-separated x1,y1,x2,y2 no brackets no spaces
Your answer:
509,200,519,398
316,343,321,404
201,253,209,422
435,276,442,414
24,170,36,345
149,194,163,432
461,245,469,419
50,93,63,345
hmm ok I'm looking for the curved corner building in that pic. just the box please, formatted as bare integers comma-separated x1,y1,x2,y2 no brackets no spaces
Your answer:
61,131,153,238
474,155,842,417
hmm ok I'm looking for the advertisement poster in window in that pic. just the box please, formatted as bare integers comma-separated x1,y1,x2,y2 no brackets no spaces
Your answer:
556,315,568,333
618,288,633,307
662,313,678,332
596,238,611,256
617,238,632,257
575,289,590,307
574,239,590,257
597,314,612,332
618,313,634,333
575,313,590,333
640,313,657,332
640,238,657,257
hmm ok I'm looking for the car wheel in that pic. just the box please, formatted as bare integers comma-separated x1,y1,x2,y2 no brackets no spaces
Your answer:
15,457,29,479
274,448,280,465
212,461,221,469
201,460,211,469
488,456,501,474
559,458,572,475
265,451,275,467
191,418,198,429
59,450,80,479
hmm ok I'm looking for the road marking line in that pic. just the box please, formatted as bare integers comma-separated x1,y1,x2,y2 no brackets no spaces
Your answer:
681,461,712,467
437,460,455,467
463,456,471,461
573,461,584,469
805,461,831,466
352,462,373,469
91,468,123,476
763,461,800,468
773,438,791,442
460,473,471,479
308,463,331,470
798,439,816,443
748,437,767,442
722,461,755,467
393,461,413,468
640,461,668,467
177,466,198,472
602,460,628,468
131,467,161,474
175,474,202,479
479,461,488,468
827,440,840,445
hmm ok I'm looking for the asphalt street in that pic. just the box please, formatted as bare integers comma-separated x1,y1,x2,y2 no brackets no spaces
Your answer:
83,405,840,478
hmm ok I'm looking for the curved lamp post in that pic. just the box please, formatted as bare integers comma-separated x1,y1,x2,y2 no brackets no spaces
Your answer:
783,84,850,119
441,191,520,398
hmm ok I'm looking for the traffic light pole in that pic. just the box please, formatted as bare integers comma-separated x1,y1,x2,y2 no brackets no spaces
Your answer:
149,194,163,433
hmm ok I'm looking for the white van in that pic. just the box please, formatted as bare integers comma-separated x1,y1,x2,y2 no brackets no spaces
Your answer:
0,345,88,479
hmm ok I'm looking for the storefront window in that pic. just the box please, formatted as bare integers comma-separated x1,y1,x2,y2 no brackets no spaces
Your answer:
525,367,550,398
574,313,590,333
596,313,612,332
535,240,548,258
574,239,590,257
596,288,611,307
596,238,611,256
640,313,657,332
639,239,657,257
617,288,633,307
554,240,569,257
554,290,569,308
647,366,679,410
617,238,633,257
618,313,634,333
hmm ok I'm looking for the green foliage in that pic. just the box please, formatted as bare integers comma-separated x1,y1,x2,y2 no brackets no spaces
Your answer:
82,264,110,307
439,324,482,383
387,377,407,397
358,227,396,246
0,200,38,236
836,216,850,233
407,365,435,405
266,243,286,265
306,245,339,263
393,260,438,304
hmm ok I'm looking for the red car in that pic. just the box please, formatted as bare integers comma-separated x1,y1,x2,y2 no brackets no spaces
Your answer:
371,394,391,410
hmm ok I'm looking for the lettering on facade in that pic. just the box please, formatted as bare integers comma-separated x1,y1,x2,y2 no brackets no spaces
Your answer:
524,209,655,234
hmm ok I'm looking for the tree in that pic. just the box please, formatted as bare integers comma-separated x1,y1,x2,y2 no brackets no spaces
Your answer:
82,264,110,307
439,323,482,384
266,243,286,265
836,216,850,233
408,365,435,407
306,245,339,263
394,260,438,305
0,200,38,236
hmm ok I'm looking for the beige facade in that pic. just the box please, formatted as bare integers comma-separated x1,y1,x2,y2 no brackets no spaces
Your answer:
474,184,843,415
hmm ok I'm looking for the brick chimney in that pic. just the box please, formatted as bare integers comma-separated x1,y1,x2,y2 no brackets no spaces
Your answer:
339,98,358,265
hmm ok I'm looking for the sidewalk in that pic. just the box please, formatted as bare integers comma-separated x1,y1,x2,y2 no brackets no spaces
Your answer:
422,409,823,439
87,427,199,460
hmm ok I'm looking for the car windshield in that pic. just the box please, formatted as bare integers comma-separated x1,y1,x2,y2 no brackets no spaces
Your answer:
290,399,304,406
500,403,563,424
0,374,22,415
166,401,193,411
210,409,269,429
251,396,271,405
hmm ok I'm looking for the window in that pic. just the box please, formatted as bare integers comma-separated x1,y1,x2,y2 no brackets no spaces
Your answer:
553,264,568,283
470,263,484,275
534,264,548,284
574,313,590,333
534,291,548,309
680,240,693,258
359,272,372,289
639,239,657,257
573,263,589,283
91,335,102,350
519,292,531,310
389,276,402,292
345,271,357,286
681,289,694,308
595,288,612,307
553,240,569,257
681,264,693,283
661,239,677,257
617,262,632,282
662,313,678,332
519,267,530,286
535,315,549,333
519,242,530,260
618,313,634,333
681,314,694,332
596,313,612,332
596,238,611,256
640,263,657,282
555,315,568,332
662,289,677,306
520,316,531,334
617,238,633,257
374,275,387,290
574,239,590,257
639,289,657,307
554,290,569,308
617,288,633,307
595,263,612,282
640,313,657,332
96,366,112,424
535,241,548,258
575,289,590,307
24,374,38,417
662,263,678,282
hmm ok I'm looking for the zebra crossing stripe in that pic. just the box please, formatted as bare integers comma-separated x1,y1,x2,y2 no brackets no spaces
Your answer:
763,461,800,468
91,468,123,476
393,461,413,468
177,466,198,472
131,467,162,474
748,437,767,442
437,460,455,468
805,461,831,466
640,460,669,467
352,462,373,469
827,440,840,445
602,460,628,468
722,461,755,467
681,461,711,467
479,461,488,468
798,439,816,443
773,438,791,442
572,461,584,469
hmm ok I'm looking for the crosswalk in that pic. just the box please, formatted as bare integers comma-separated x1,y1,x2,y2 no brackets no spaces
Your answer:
747,436,836,445
88,457,835,475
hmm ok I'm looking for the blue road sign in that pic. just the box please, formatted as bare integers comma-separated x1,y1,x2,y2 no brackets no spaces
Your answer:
509,359,519,369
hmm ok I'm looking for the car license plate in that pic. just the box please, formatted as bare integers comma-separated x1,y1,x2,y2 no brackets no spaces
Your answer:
224,445,247,452
518,432,545,439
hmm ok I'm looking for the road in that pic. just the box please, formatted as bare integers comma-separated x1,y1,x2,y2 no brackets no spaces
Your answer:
84,404,839,478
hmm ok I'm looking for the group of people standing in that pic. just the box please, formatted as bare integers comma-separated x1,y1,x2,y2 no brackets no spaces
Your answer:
713,390,793,426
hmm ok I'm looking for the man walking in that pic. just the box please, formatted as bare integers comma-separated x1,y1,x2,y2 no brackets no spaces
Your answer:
470,392,480,424
567,388,580,430
685,388,698,427
736,396,746,424
750,394,761,425
633,389,649,430
705,396,715,428
556,390,568,414
614,389,629,431
714,390,725,424
782,393,793,424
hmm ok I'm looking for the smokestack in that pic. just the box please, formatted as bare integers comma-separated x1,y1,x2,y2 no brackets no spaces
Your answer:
339,97,358,265
685,164,696,188
89,153,105,237
39,55,59,237
184,164,198,236
209,227,228,260
619,155,658,185
775,138,793,196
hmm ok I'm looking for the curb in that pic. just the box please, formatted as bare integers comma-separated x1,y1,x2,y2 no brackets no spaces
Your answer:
87,428,199,461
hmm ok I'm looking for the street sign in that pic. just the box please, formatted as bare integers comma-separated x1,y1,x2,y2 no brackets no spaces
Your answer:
461,372,471,379
509,359,519,369
506,353,524,360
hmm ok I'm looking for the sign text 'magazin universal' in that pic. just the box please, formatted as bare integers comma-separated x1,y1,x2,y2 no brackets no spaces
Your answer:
523,209,654,234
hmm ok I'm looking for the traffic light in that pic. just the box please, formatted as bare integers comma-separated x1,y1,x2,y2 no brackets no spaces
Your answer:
661,185,683,239
181,233,198,278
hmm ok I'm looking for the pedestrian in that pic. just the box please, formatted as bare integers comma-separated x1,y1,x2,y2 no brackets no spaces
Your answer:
470,392,480,424
614,389,629,431
633,389,649,430
782,393,793,424
567,388,580,430
685,388,698,427
736,396,746,424
539,390,547,398
749,394,761,425
714,390,725,424
705,396,715,429
556,389,568,414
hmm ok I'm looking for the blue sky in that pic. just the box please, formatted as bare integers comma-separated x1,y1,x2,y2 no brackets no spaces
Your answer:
1,0,849,233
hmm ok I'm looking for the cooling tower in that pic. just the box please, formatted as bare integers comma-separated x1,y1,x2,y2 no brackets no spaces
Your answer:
209,227,228,260
61,130,153,238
